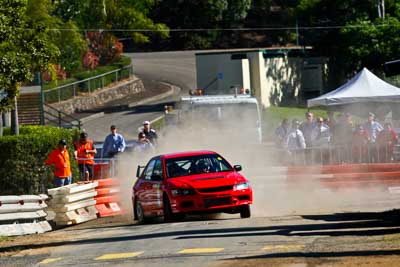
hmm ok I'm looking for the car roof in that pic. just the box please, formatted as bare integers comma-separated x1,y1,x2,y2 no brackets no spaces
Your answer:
160,150,218,160
180,94,258,105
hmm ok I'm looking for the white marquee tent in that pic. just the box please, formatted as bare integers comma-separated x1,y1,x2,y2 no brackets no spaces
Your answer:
307,68,400,108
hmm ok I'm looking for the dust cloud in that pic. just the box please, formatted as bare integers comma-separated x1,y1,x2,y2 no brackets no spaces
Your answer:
112,106,398,220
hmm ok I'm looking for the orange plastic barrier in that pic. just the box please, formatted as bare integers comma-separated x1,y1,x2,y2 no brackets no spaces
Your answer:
287,171,400,181
96,187,119,196
94,178,123,217
286,165,400,192
96,203,122,217
96,178,120,188
95,195,121,205
320,179,400,190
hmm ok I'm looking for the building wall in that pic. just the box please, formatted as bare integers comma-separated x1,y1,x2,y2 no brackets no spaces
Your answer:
263,55,303,107
196,50,326,109
196,53,248,95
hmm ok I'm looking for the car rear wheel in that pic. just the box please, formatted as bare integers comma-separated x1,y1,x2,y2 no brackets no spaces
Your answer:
134,199,146,224
240,205,251,218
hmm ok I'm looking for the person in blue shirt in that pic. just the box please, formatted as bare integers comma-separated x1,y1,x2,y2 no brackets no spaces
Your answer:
363,112,383,143
102,125,126,158
133,132,154,154
363,112,383,163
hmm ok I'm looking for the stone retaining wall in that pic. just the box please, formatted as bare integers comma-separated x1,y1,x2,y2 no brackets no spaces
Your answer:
49,77,145,114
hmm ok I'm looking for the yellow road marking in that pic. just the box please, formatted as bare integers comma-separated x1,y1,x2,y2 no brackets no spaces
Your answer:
263,245,305,251
178,248,224,254
95,252,144,260
39,257,63,264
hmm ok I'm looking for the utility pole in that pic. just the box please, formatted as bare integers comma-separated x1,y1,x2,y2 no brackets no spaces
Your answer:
377,0,385,19
296,20,299,46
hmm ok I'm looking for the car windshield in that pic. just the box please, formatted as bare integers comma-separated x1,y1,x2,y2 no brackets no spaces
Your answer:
165,154,233,178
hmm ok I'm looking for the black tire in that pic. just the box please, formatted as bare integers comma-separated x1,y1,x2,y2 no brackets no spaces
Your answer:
163,196,174,223
163,195,186,222
240,205,251,218
134,199,146,224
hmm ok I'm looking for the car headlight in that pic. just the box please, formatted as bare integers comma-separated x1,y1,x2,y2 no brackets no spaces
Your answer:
234,182,250,191
171,188,195,196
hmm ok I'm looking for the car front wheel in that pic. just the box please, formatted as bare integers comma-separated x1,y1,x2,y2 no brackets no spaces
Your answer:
240,205,251,218
163,195,185,222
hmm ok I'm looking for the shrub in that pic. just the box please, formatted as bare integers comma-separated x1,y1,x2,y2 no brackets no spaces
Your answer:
86,32,123,65
111,55,131,68
42,64,67,82
82,51,100,70
43,78,77,91
0,126,79,195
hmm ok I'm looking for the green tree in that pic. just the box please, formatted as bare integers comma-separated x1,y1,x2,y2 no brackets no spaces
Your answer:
53,0,168,45
151,0,251,49
54,21,88,74
0,0,59,135
27,0,87,75
295,0,400,86
245,0,299,46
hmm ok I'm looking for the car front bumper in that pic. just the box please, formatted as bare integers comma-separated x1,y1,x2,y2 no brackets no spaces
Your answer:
169,188,253,213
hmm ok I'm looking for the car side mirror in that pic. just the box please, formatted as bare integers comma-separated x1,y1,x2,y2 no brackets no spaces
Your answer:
151,174,163,181
136,165,145,178
234,165,242,172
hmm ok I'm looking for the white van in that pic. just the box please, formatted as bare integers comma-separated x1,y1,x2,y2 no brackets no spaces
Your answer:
178,94,263,144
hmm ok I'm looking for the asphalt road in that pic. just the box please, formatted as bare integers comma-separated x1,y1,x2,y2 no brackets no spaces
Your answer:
128,51,197,92
4,204,400,267
82,51,197,142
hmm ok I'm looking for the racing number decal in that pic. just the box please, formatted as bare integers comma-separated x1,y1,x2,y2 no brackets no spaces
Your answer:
152,184,161,189
153,184,162,207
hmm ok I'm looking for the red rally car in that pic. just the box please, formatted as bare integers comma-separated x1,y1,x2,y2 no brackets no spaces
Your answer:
132,150,253,223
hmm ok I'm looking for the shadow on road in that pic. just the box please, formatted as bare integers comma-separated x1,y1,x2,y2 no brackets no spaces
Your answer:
2,210,400,254
227,249,400,260
301,210,400,222
0,210,400,254
78,101,176,114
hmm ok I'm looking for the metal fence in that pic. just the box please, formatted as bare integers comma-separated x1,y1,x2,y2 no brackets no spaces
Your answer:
279,143,400,166
43,65,133,104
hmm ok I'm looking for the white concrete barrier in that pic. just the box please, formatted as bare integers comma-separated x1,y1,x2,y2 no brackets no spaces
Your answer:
0,194,51,236
48,182,99,226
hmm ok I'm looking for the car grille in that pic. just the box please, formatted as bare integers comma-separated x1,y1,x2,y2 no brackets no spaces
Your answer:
198,185,233,193
204,197,231,208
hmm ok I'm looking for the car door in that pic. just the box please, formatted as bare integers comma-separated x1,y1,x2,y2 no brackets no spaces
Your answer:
147,159,164,215
136,159,156,214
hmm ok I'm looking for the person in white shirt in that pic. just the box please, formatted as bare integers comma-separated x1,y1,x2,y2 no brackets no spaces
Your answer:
311,117,331,163
311,117,331,147
285,119,306,165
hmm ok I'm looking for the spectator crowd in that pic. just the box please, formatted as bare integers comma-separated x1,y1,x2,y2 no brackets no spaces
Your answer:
275,111,399,165
46,120,159,187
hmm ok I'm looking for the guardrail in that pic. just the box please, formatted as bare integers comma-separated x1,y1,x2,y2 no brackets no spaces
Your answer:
0,194,51,236
43,65,133,104
44,103,82,129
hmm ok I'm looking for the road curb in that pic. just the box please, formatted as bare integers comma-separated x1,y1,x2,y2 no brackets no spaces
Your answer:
127,85,176,108
80,112,105,124
80,82,178,125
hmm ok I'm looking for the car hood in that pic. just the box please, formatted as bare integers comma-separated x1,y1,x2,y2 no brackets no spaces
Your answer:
167,171,248,189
